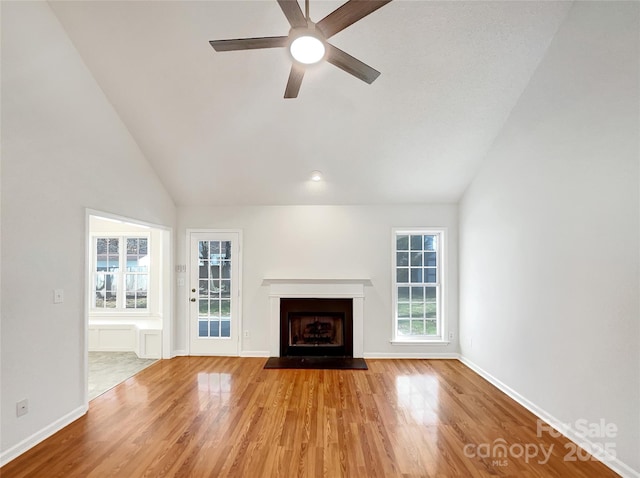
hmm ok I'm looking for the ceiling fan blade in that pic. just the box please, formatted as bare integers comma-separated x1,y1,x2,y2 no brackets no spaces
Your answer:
209,36,288,52
284,63,305,98
325,43,380,84
316,0,392,39
277,0,307,28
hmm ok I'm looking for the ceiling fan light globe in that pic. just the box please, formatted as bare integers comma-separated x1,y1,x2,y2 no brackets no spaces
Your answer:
290,36,325,64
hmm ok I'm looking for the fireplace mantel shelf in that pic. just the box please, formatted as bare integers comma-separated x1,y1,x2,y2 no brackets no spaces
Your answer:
262,278,372,286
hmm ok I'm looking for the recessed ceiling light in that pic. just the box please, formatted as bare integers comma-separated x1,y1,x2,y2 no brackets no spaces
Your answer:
310,170,323,181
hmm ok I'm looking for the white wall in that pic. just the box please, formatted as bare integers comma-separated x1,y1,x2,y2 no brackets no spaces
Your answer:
459,2,639,475
176,205,458,357
0,1,176,463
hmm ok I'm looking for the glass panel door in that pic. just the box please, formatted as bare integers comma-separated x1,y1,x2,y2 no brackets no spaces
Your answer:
189,232,241,356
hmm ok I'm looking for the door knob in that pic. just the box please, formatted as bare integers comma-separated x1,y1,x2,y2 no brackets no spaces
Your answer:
191,288,196,293
190,298,196,302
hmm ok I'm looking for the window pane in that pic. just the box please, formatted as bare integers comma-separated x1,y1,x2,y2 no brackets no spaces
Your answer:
398,287,410,301
220,280,231,298
95,274,105,290
97,238,107,254
127,238,137,254
221,241,231,259
126,274,135,291
425,252,437,267
425,287,437,301
426,320,437,335
199,265,208,279
221,320,231,338
105,296,117,308
210,264,220,279
396,235,409,251
410,235,423,250
425,268,436,283
211,300,220,316
410,252,422,267
398,302,410,318
210,241,220,256
221,261,231,279
199,321,208,337
127,258,146,272
108,238,119,254
425,302,437,318
96,255,108,271
209,280,220,297
411,320,425,335
139,239,148,255
396,268,408,283
411,302,424,318
411,287,424,301
397,319,410,335
199,279,209,294
199,299,208,315
396,252,409,267
220,300,231,318
199,241,209,259
410,268,422,283
424,235,436,251
107,258,119,271
210,320,220,337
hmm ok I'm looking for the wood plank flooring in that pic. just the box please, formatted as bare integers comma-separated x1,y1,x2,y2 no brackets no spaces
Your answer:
1,357,618,477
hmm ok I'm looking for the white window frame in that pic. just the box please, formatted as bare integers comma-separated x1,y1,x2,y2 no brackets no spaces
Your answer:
91,234,151,314
391,228,448,344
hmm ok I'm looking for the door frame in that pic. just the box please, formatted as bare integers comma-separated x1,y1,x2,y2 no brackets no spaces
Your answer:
185,229,243,356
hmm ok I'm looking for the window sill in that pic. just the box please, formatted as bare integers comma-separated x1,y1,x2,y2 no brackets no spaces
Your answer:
390,340,450,346
90,310,150,315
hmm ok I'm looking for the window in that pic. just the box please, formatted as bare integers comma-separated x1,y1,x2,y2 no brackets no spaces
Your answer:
93,236,149,310
393,229,444,341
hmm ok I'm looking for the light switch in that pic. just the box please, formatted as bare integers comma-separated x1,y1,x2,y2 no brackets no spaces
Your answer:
53,289,64,304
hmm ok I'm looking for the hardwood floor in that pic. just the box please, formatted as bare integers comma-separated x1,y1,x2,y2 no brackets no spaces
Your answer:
1,357,617,477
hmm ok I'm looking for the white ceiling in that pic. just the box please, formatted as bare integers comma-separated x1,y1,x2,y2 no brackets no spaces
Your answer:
49,0,572,206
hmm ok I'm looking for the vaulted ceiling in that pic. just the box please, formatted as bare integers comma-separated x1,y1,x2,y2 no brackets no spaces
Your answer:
50,0,572,206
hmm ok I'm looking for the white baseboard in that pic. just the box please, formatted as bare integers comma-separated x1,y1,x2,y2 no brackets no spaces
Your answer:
0,404,87,467
458,356,639,478
172,349,188,357
240,350,270,357
364,352,460,359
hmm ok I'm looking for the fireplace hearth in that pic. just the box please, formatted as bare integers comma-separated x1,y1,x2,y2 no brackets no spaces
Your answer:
280,298,353,357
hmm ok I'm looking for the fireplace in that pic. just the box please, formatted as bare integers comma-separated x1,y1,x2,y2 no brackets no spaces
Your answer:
280,298,353,357
265,278,368,358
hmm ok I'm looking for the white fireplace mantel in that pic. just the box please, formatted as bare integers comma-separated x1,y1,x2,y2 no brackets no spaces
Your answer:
264,278,369,358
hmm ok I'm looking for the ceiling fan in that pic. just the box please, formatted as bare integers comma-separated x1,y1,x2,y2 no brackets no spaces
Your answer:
209,0,392,98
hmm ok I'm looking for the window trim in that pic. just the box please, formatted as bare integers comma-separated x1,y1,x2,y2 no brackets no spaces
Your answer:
90,233,151,315
391,227,449,344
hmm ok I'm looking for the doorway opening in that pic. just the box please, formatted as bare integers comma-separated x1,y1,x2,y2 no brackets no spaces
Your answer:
85,211,172,402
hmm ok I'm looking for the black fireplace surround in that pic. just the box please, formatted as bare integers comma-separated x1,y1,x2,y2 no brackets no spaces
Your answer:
280,298,353,357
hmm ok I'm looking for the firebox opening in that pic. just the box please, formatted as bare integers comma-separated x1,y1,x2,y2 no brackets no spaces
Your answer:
289,313,344,347
280,298,353,357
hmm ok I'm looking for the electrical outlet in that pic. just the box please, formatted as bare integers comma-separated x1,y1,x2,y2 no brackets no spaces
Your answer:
448,331,454,340
243,331,250,338
16,399,28,417
53,289,64,304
